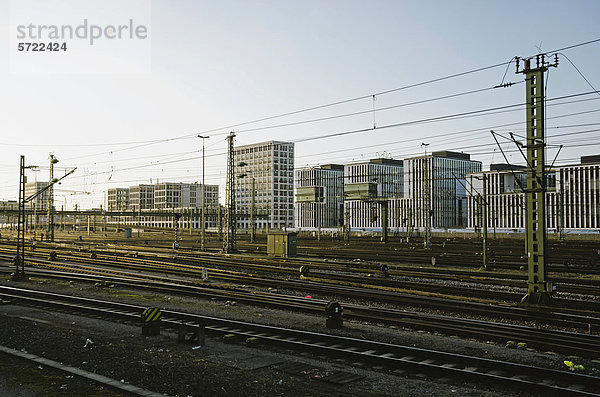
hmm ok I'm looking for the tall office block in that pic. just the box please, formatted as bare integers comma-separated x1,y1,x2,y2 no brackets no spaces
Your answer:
234,141,295,230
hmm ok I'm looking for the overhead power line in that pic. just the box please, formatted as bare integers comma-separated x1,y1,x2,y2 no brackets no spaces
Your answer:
292,91,598,144
60,91,600,181
41,37,600,165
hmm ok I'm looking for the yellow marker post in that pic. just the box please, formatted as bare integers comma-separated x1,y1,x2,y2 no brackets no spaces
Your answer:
142,307,162,336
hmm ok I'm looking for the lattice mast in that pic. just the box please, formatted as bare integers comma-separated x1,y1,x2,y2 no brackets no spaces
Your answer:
47,154,58,242
13,156,26,280
516,54,558,304
223,131,236,253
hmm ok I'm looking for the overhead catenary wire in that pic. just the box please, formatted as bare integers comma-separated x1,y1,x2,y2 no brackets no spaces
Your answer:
18,38,600,156
292,91,599,144
3,132,598,198
58,93,600,183
42,65,516,161
4,38,600,204
558,52,600,97
7,115,598,197
2,36,596,179
233,85,514,134
299,124,600,169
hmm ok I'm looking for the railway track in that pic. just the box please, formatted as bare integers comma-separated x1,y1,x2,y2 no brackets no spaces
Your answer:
3,241,600,328
3,233,600,274
2,264,600,358
4,244,600,322
1,285,598,396
3,242,600,301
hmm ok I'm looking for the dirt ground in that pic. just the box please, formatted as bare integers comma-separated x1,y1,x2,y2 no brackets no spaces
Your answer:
0,276,597,396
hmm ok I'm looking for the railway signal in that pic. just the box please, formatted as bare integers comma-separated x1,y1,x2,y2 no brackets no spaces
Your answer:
325,301,343,329
173,212,182,249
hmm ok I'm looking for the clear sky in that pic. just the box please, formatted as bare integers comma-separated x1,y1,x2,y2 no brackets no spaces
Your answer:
1,0,599,208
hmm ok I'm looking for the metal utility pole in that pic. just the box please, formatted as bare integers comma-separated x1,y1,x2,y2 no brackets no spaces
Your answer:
459,171,489,269
173,212,181,249
266,203,270,233
47,154,59,242
33,202,37,239
250,177,255,243
218,205,223,240
475,195,481,239
493,207,497,239
558,188,565,240
316,204,321,241
482,174,488,270
516,54,558,304
423,158,432,249
13,156,27,281
198,135,210,250
14,157,74,280
343,207,350,241
236,162,255,242
407,207,413,239
381,201,388,242
223,131,236,253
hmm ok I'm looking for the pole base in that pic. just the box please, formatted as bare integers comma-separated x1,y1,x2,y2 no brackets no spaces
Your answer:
521,292,552,305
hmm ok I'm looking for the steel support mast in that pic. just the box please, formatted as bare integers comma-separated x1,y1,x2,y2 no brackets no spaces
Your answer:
482,174,488,270
223,132,236,253
380,200,388,242
250,177,255,243
198,135,210,251
13,156,27,280
423,158,431,249
47,154,58,242
517,54,558,304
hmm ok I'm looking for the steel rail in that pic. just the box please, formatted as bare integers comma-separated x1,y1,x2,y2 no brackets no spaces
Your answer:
2,268,600,358
0,285,598,397
13,254,600,329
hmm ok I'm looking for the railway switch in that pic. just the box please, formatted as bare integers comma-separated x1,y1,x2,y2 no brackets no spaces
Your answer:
325,301,343,329
142,307,162,337
48,251,57,261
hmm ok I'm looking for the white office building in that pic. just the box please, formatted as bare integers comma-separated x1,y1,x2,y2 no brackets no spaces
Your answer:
400,151,482,229
108,182,219,229
293,152,480,232
129,184,154,211
295,164,344,229
25,181,49,212
152,182,218,211
234,141,294,230
467,156,600,231
344,158,404,229
107,187,130,211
